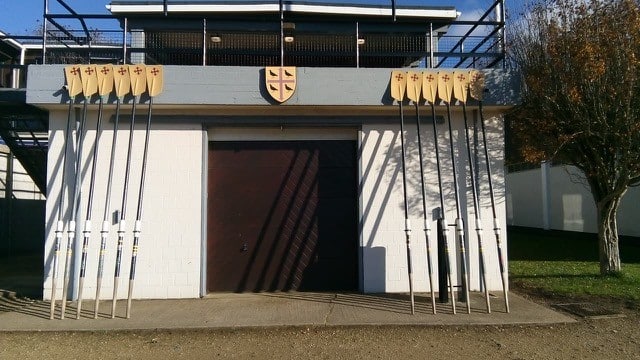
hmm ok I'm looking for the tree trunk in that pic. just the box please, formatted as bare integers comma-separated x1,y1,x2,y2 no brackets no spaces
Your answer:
596,197,622,274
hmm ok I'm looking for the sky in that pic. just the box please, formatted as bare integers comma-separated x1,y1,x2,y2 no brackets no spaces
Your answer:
0,0,523,36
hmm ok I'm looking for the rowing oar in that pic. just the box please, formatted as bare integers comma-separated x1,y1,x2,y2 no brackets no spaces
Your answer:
390,71,415,314
60,65,98,319
112,64,146,318
75,65,114,319
454,70,490,313
423,70,456,314
94,65,129,319
51,66,82,319
406,70,436,314
126,65,163,319
469,69,510,313
437,70,471,314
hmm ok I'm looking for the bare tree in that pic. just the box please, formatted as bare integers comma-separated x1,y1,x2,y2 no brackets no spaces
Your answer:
509,0,640,274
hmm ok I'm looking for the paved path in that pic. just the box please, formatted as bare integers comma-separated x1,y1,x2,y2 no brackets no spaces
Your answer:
0,291,574,331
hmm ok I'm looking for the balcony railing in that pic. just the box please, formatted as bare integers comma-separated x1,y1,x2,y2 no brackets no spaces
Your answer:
0,0,506,84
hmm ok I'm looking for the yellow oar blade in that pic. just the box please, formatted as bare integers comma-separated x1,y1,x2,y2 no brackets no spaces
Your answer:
79,65,98,97
113,65,131,99
96,64,115,97
422,70,438,104
405,71,422,103
453,71,469,104
469,69,486,101
64,65,83,97
146,65,164,97
437,70,454,104
390,70,407,102
128,64,147,97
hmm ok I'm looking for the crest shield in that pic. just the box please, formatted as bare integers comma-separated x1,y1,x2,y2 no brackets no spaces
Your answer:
266,66,296,103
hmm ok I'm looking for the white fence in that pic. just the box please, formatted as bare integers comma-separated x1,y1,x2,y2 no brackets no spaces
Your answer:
506,163,640,237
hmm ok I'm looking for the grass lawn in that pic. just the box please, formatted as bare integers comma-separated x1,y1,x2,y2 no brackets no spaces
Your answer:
508,227,640,302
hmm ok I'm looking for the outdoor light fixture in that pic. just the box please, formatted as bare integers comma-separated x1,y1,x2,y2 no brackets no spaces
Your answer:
283,22,295,43
210,35,222,43
357,38,365,45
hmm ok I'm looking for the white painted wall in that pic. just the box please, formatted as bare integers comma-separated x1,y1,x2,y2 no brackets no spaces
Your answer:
44,109,509,300
506,165,640,237
44,109,203,300
360,109,508,293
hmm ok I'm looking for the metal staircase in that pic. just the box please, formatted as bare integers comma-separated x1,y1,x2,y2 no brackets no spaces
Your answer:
0,103,48,196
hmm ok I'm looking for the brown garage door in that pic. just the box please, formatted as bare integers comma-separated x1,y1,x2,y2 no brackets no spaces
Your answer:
207,140,358,292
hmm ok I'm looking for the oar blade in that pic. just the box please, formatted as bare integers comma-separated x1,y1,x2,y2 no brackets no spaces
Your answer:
146,65,164,97
453,71,469,104
64,65,83,97
469,69,486,101
422,70,438,104
128,64,147,97
79,65,98,97
113,65,131,99
96,64,115,97
405,71,422,103
437,70,454,104
390,70,407,102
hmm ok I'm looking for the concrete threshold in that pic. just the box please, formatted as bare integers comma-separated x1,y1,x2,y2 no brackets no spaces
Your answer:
0,292,575,332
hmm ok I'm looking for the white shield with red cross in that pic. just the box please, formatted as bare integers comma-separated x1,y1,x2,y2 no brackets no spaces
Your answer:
265,66,296,103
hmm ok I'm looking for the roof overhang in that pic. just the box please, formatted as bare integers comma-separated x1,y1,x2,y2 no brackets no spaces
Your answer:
107,1,459,20
0,31,25,52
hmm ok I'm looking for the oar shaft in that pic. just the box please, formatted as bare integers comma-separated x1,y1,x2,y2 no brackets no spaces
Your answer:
50,99,75,320
126,98,154,319
430,102,455,312
445,103,462,218
103,98,121,223
112,96,138,318
120,99,138,218
478,101,510,313
479,102,498,217
462,103,490,314
398,101,414,315
445,102,470,313
77,98,106,319
441,219,456,314
94,230,108,319
430,103,446,213
414,103,436,314
95,98,122,318
61,99,89,319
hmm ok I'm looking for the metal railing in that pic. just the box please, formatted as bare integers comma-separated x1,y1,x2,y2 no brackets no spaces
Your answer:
0,0,505,73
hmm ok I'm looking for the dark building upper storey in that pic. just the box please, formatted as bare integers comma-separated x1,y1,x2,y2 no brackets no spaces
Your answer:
108,0,460,67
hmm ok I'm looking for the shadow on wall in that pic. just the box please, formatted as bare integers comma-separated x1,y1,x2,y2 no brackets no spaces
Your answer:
359,109,506,292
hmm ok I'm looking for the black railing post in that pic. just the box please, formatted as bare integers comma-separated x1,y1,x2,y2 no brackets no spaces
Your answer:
42,0,49,64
